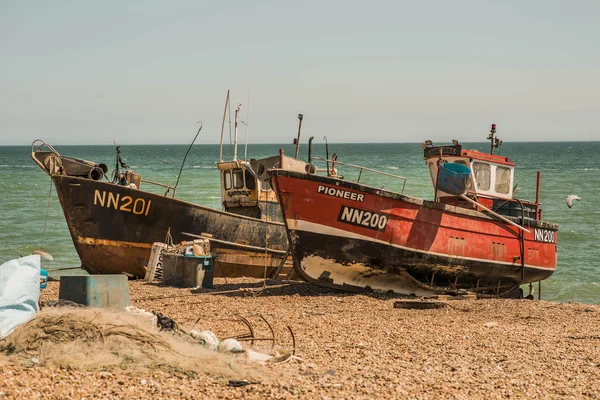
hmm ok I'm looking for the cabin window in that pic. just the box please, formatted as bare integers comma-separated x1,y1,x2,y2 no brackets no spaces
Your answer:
495,166,511,194
224,170,232,190
232,168,244,189
261,180,271,191
472,162,491,191
245,170,256,190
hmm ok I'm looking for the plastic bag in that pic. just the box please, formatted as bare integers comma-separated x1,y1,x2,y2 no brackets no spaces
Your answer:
0,255,41,338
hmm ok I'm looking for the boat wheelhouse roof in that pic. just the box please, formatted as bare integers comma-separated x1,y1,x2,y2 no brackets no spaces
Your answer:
460,149,514,166
423,144,514,166
423,141,516,200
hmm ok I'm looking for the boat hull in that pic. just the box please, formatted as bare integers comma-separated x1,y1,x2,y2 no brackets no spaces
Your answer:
52,175,288,278
270,170,558,295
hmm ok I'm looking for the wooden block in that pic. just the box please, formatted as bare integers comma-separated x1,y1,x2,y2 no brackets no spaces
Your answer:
394,300,447,309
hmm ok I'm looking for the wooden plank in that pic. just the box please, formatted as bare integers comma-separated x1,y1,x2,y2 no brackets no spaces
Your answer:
394,301,447,309
144,242,167,282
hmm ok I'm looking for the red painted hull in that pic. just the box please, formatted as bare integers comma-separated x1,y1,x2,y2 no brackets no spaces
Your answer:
270,170,558,295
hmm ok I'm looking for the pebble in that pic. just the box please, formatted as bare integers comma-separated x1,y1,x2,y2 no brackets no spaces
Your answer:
0,278,596,399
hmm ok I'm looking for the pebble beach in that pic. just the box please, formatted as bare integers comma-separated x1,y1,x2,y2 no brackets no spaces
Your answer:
1,278,599,399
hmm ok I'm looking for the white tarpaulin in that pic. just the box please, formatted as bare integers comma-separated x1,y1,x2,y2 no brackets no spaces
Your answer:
0,255,41,338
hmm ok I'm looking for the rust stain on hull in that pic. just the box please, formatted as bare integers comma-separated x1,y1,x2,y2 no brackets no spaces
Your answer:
77,237,154,249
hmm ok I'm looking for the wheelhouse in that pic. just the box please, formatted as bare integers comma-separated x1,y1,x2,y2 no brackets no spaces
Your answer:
217,154,310,222
425,148,515,200
422,129,539,221
217,159,278,221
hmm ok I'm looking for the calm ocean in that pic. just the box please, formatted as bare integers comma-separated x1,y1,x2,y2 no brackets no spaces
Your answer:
1,142,598,304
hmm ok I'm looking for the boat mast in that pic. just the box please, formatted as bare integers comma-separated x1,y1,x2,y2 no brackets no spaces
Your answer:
487,123,502,154
219,90,230,162
294,113,304,159
233,103,242,161
244,58,253,161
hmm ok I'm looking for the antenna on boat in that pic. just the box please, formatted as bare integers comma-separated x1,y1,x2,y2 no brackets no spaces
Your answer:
487,123,502,154
173,121,203,196
323,136,330,176
219,90,230,162
244,54,254,161
294,114,304,159
233,103,242,161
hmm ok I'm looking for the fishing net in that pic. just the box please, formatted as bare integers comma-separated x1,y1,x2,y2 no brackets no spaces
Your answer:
0,308,258,378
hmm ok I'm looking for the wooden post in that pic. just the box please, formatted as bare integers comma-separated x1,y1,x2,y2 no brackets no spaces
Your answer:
279,149,284,169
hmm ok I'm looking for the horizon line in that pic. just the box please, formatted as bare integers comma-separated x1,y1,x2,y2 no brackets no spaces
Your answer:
2,139,600,147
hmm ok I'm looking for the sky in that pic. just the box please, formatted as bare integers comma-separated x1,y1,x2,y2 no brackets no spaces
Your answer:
1,0,599,145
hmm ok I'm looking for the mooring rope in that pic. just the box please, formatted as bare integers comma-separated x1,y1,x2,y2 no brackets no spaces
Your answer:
40,177,53,251
255,186,272,297
134,283,298,302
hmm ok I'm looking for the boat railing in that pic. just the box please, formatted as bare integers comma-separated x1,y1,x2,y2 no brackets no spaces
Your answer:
32,138,179,196
140,179,177,197
31,138,61,157
311,156,408,194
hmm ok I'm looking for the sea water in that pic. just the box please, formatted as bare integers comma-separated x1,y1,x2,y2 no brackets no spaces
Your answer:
1,142,598,304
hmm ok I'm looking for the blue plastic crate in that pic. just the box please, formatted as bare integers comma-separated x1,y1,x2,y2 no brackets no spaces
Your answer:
437,162,471,195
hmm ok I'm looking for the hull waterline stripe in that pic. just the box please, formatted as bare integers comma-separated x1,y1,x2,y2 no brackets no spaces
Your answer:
76,237,153,249
287,219,554,272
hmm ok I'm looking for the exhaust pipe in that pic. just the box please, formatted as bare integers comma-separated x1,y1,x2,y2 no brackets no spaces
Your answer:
88,166,105,181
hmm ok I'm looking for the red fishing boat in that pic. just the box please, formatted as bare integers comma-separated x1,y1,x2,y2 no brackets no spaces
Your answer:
269,125,558,297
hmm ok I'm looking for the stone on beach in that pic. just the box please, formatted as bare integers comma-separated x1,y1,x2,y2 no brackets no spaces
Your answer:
0,278,598,399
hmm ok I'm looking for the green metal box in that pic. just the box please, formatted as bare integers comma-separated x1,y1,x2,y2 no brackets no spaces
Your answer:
162,254,215,288
58,275,130,308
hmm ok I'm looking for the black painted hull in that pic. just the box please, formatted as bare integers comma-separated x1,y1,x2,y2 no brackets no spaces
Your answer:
288,229,554,294
52,175,287,278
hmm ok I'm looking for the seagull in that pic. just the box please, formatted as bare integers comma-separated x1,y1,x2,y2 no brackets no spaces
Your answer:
565,195,581,208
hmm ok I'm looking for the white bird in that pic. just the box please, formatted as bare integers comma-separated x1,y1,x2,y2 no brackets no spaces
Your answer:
565,195,581,208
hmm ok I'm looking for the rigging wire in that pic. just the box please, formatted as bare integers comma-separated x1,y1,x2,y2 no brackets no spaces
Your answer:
173,121,203,192
40,177,53,250
228,96,233,156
